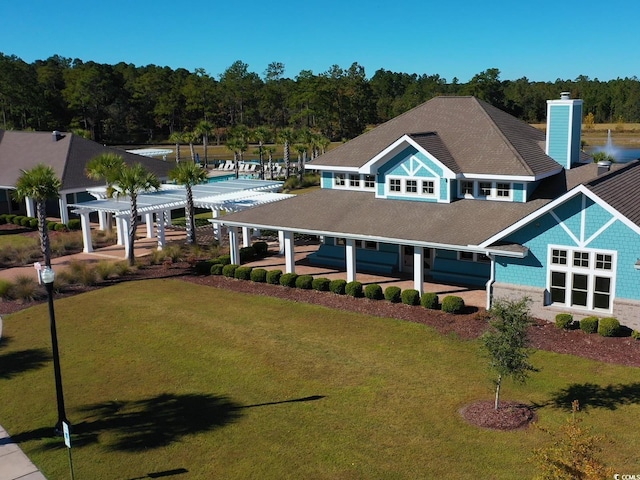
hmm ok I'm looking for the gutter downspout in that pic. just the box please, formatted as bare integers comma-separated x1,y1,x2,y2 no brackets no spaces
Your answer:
485,254,496,310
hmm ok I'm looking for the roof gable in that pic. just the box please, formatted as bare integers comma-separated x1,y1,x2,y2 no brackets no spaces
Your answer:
308,96,561,178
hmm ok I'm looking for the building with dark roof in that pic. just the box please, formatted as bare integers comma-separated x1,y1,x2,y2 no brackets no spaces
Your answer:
0,129,174,221
218,94,638,328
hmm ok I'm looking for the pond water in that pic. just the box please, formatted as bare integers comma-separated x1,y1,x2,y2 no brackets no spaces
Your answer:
588,146,640,163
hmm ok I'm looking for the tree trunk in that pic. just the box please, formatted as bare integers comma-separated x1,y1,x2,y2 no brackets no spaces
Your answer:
284,141,290,179
494,374,502,410
37,201,52,267
128,195,138,266
185,186,195,245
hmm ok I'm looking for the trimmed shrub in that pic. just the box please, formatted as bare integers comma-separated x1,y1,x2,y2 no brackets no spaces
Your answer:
54,223,67,232
0,214,7,224
20,216,31,227
441,295,465,314
266,269,282,285
28,218,38,229
252,241,268,257
598,317,620,337
4,214,16,224
210,264,224,275
329,279,347,295
384,286,402,303
312,277,331,292
222,264,239,278
421,292,439,309
13,215,25,226
632,330,640,340
580,316,599,334
279,272,298,288
364,284,383,300
213,254,231,266
402,289,421,306
295,275,314,289
194,260,213,275
239,246,257,262
67,219,82,230
345,281,363,297
250,268,268,283
47,221,56,231
234,266,253,281
555,313,574,330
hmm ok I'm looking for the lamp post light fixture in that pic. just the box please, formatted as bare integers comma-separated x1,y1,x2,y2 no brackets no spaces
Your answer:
41,266,69,435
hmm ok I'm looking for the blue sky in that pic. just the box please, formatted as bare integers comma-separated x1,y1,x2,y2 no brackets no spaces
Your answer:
4,0,639,82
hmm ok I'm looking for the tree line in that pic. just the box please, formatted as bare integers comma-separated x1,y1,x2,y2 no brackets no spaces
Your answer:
2,53,640,145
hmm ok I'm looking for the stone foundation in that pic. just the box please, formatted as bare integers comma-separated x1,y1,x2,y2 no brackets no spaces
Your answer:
492,283,640,330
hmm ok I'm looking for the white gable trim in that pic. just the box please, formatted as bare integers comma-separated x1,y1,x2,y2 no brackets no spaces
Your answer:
306,164,359,172
358,134,456,179
479,184,640,248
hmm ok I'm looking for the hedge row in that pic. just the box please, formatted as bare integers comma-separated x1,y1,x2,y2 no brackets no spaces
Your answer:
555,313,621,337
0,214,78,231
204,263,466,313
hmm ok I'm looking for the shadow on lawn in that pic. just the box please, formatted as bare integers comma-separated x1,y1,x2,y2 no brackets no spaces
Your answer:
541,382,640,411
13,393,325,453
0,337,51,380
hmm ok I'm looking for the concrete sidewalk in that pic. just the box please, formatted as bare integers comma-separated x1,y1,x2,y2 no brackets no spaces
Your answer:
0,426,46,480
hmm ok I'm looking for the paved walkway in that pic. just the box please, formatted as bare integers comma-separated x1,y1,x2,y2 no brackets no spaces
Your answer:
0,427,46,480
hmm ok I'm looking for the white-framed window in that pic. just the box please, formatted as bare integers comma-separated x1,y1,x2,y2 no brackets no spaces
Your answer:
406,179,417,193
389,178,401,192
457,180,512,200
364,175,375,189
335,238,379,250
334,173,346,187
547,246,616,312
458,251,490,263
349,174,360,187
422,180,435,196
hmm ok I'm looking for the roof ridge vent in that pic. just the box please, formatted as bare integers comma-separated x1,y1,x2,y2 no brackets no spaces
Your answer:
52,130,63,142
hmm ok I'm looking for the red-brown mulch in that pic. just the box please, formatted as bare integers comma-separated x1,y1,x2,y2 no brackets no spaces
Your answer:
460,400,537,430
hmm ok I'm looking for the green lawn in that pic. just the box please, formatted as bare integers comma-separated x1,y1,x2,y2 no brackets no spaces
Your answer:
1,280,637,479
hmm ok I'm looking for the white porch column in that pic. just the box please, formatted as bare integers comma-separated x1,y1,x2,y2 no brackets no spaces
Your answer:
229,227,240,265
486,254,496,310
345,239,356,283
145,213,154,238
283,231,295,273
25,197,35,218
278,230,285,254
79,211,93,253
58,196,69,224
242,226,251,247
98,211,107,230
121,217,132,260
413,247,424,295
156,212,165,250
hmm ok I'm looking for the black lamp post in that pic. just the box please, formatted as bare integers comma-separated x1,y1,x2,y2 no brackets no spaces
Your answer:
41,266,69,435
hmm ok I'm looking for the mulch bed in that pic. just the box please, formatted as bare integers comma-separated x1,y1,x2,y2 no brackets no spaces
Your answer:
459,400,537,430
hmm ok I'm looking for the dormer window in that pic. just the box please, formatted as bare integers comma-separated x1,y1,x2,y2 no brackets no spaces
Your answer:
458,180,512,200
390,179,401,192
335,173,346,186
479,182,492,197
349,174,360,187
461,181,474,197
422,180,435,195
406,180,417,193
364,175,375,189
496,183,510,198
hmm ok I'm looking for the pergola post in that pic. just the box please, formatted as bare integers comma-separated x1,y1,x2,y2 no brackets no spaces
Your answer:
79,211,93,253
413,247,424,295
278,230,285,254
229,227,240,265
145,213,155,238
283,231,295,273
116,217,125,245
98,211,107,230
120,216,131,260
25,197,35,218
345,239,356,282
58,196,69,224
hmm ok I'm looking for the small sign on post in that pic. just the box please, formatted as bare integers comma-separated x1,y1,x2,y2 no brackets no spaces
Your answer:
34,262,42,284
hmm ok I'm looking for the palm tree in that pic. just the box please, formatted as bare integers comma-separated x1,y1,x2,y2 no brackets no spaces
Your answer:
86,153,125,232
194,120,215,167
182,130,198,163
251,126,271,180
13,164,62,267
277,127,297,179
168,131,184,163
169,162,208,244
115,163,161,266
294,144,308,182
226,136,247,179
264,146,276,179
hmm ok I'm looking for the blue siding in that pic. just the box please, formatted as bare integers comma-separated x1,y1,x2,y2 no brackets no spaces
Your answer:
439,178,449,202
513,183,525,203
571,102,583,165
321,171,333,189
548,105,570,168
431,249,490,286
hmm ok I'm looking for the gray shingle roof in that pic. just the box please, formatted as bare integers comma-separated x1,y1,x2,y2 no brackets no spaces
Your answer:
0,130,174,191
585,160,640,227
309,96,560,177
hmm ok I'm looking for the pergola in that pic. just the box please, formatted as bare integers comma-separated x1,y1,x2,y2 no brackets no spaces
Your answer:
69,179,291,259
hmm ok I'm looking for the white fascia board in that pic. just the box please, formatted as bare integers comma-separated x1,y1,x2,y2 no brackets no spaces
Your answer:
479,184,640,248
305,164,359,172
212,220,527,258
359,135,456,179
458,166,563,182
